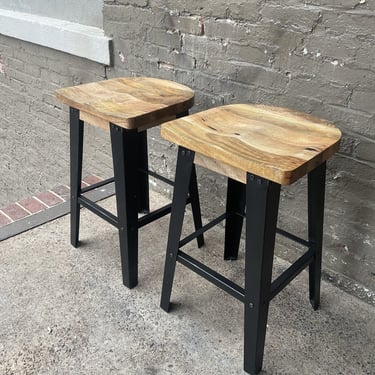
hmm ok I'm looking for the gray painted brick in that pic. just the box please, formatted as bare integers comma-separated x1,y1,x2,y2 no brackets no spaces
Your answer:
260,4,322,33
181,34,224,58
4,56,24,71
163,14,204,36
321,10,375,40
303,33,358,61
103,4,162,25
151,0,260,20
105,0,148,6
355,139,375,163
286,78,350,106
350,90,375,114
204,19,251,41
0,35,108,208
317,104,375,139
147,28,182,50
308,0,368,9
226,42,272,68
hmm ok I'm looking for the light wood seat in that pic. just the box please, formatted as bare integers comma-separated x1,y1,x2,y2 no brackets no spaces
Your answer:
56,77,195,131
161,104,341,185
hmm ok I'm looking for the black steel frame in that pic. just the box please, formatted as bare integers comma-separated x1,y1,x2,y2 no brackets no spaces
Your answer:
69,108,204,289
160,145,327,374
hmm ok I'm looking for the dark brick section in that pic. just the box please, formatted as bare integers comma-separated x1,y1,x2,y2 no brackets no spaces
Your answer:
0,176,103,229
35,191,64,207
82,174,102,185
1,203,29,221
0,179,115,242
51,185,71,202
18,197,48,214
0,212,12,226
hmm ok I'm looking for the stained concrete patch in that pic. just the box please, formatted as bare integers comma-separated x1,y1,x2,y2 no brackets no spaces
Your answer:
0,192,374,374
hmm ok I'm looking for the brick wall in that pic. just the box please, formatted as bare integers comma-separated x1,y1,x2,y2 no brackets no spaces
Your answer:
0,1,374,299
0,35,113,206
103,0,375,297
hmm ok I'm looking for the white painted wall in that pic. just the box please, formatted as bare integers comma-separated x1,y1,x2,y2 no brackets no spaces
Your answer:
0,0,110,64
0,9,111,64
0,0,103,27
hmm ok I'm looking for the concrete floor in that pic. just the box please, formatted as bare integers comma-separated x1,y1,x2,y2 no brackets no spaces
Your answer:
0,192,374,375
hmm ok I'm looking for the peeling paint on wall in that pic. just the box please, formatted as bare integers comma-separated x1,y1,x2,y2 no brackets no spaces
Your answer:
0,54,6,75
118,51,125,64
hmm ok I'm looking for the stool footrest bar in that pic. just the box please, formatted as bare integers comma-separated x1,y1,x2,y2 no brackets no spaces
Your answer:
177,250,245,302
78,195,119,228
214,211,310,248
80,177,115,194
138,196,194,228
276,227,310,247
179,213,227,248
137,203,173,228
270,248,315,300
145,169,174,187
79,196,189,230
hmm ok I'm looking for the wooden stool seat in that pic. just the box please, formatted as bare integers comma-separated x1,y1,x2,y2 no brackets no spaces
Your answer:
161,104,341,185
159,104,341,374
56,77,203,289
56,77,195,131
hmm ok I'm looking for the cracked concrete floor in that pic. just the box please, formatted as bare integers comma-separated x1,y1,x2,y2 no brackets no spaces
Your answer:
0,192,374,374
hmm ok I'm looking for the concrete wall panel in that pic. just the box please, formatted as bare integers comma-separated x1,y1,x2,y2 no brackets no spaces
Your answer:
0,0,103,27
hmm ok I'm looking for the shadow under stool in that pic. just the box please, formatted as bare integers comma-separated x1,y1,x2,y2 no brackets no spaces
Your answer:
56,77,204,289
159,104,342,374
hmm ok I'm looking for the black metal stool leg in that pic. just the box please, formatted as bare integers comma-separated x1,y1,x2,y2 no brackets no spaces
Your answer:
176,109,204,248
70,107,84,248
110,124,139,289
224,178,246,260
189,165,204,248
244,174,280,375
161,147,195,312
308,162,326,310
137,130,150,214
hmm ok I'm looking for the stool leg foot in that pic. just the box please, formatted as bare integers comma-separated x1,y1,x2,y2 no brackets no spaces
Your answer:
224,178,246,260
244,175,280,374
308,162,326,310
161,147,195,312
110,124,139,289
137,131,150,214
189,165,204,248
70,107,84,248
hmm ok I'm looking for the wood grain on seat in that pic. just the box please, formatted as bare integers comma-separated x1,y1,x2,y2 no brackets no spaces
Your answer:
161,104,341,185
56,77,195,131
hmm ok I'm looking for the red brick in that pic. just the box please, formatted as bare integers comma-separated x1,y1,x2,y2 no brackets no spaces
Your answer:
0,211,12,226
82,174,102,185
35,191,64,207
18,197,47,214
51,184,70,201
1,203,29,221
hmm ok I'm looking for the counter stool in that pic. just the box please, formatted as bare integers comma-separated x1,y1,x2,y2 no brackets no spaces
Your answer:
56,77,204,289
159,104,341,374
